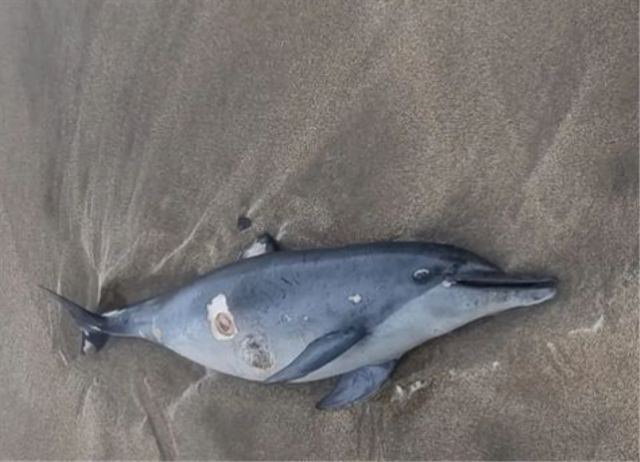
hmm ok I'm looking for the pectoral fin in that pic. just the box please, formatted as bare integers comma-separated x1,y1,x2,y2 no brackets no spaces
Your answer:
316,360,398,410
265,328,366,383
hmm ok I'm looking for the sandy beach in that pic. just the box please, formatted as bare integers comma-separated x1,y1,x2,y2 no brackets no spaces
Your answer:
0,1,638,459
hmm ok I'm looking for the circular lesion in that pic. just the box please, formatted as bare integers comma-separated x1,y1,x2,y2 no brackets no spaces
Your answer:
240,334,274,370
214,312,235,337
207,294,237,340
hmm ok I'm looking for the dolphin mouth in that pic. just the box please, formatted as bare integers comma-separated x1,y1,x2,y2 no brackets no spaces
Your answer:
449,272,558,312
454,273,557,291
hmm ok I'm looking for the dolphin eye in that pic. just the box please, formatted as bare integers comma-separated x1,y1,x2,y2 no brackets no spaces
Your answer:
412,268,431,284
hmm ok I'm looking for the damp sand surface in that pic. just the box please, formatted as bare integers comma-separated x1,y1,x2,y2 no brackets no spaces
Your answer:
0,1,638,460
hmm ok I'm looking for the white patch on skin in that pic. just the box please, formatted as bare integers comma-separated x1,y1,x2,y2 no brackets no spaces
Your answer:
302,315,309,322
568,315,604,336
103,309,124,318
442,279,455,288
242,241,268,259
82,341,95,354
81,330,95,354
413,268,430,279
348,294,362,304
492,361,500,370
207,294,237,340
151,318,163,342
280,313,292,322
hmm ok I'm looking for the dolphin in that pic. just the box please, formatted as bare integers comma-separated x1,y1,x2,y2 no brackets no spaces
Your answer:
42,235,557,410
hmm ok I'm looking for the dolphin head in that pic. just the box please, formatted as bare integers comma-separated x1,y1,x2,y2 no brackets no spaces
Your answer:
415,274,557,340
402,248,557,339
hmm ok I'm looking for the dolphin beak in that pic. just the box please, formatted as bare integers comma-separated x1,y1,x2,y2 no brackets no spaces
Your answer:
455,273,557,290
452,272,558,309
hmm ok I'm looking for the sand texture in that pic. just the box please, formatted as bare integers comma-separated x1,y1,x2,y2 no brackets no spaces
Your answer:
0,0,638,460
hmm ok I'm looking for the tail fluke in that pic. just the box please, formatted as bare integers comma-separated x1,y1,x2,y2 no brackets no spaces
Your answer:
40,286,110,354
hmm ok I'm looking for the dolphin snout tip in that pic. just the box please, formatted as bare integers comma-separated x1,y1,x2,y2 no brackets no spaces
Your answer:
523,276,558,305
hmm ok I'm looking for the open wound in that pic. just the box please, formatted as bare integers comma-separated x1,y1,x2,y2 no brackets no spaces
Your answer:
207,294,237,340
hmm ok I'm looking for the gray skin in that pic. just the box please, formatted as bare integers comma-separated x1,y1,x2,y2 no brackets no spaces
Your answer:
44,237,557,409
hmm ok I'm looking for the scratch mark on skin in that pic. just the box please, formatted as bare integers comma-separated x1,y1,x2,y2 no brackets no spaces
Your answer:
266,280,287,300
280,313,292,322
568,315,604,336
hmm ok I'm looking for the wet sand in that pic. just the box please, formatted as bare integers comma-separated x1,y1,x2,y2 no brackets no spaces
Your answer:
0,0,638,460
